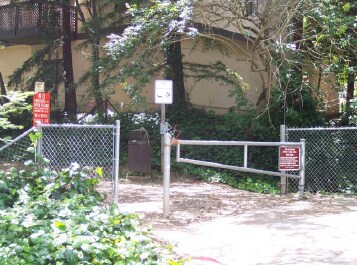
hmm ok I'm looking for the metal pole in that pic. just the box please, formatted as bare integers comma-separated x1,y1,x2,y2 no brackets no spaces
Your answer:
36,123,42,162
176,141,180,162
160,103,166,172
299,139,306,198
163,133,171,217
280,124,287,194
113,120,120,204
244,145,248,168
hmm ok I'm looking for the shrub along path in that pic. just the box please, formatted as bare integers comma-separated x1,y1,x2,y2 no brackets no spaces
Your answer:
98,175,357,265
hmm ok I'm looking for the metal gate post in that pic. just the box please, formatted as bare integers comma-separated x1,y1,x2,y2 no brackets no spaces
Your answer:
244,145,248,168
280,125,287,194
113,120,120,204
299,139,306,197
163,133,171,217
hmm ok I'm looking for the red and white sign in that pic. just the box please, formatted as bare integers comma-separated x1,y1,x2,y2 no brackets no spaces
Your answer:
33,92,50,126
279,146,300,171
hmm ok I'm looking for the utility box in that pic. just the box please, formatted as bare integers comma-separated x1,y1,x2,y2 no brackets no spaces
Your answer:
128,128,151,172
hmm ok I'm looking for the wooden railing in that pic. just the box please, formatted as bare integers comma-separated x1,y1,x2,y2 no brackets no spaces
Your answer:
0,2,77,39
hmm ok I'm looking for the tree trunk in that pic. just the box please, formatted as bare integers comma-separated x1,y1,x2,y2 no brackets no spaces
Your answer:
342,3,357,124
0,71,6,96
62,3,77,118
91,2,105,116
248,13,305,136
165,36,187,110
292,14,304,81
92,40,105,116
346,72,355,103
340,59,356,125
0,71,6,105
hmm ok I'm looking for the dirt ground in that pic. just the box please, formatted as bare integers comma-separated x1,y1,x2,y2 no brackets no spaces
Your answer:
98,174,357,265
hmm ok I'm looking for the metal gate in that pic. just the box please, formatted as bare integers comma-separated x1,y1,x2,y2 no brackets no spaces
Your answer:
162,133,306,216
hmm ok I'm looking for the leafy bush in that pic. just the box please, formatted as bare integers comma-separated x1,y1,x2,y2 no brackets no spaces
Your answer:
84,99,325,194
85,107,282,193
96,108,262,167
0,91,33,144
177,164,280,194
85,112,161,170
166,106,281,192
0,162,184,265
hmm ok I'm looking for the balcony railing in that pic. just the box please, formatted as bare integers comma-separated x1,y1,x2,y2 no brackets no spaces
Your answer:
0,2,77,45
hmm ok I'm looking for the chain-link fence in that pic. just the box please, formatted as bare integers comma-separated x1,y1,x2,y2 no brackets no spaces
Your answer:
1,123,120,180
38,123,118,180
0,128,36,163
284,126,357,193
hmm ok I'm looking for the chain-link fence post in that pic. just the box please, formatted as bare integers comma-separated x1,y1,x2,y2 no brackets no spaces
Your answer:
299,139,306,197
113,120,120,204
36,123,43,162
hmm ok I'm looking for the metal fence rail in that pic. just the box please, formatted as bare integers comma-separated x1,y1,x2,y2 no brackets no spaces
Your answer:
283,126,357,193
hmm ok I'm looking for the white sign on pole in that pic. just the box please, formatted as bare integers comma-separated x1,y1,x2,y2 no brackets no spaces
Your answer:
34,82,45,93
155,80,173,104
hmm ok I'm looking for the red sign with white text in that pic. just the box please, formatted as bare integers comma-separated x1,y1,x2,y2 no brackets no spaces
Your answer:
33,92,50,126
279,146,300,171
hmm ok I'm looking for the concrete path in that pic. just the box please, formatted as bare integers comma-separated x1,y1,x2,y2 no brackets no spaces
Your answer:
155,206,357,265
115,178,357,265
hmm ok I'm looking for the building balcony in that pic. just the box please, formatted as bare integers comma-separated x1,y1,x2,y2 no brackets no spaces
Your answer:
0,1,77,46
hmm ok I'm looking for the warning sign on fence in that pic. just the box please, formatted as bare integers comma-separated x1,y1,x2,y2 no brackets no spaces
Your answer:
279,146,300,171
33,92,50,126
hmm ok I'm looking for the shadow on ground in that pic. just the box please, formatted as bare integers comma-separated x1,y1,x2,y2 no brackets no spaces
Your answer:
98,175,357,265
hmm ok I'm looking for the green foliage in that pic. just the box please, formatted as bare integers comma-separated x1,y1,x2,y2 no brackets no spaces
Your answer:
0,161,184,265
183,61,251,109
92,106,282,193
347,100,357,125
91,112,162,169
178,165,279,194
0,167,22,208
103,0,195,108
103,0,252,111
74,0,142,112
8,41,62,91
0,91,33,130
92,107,259,170
302,0,357,124
167,105,283,172
256,86,326,130
265,43,327,128
0,91,33,146
235,176,279,194
304,0,357,69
